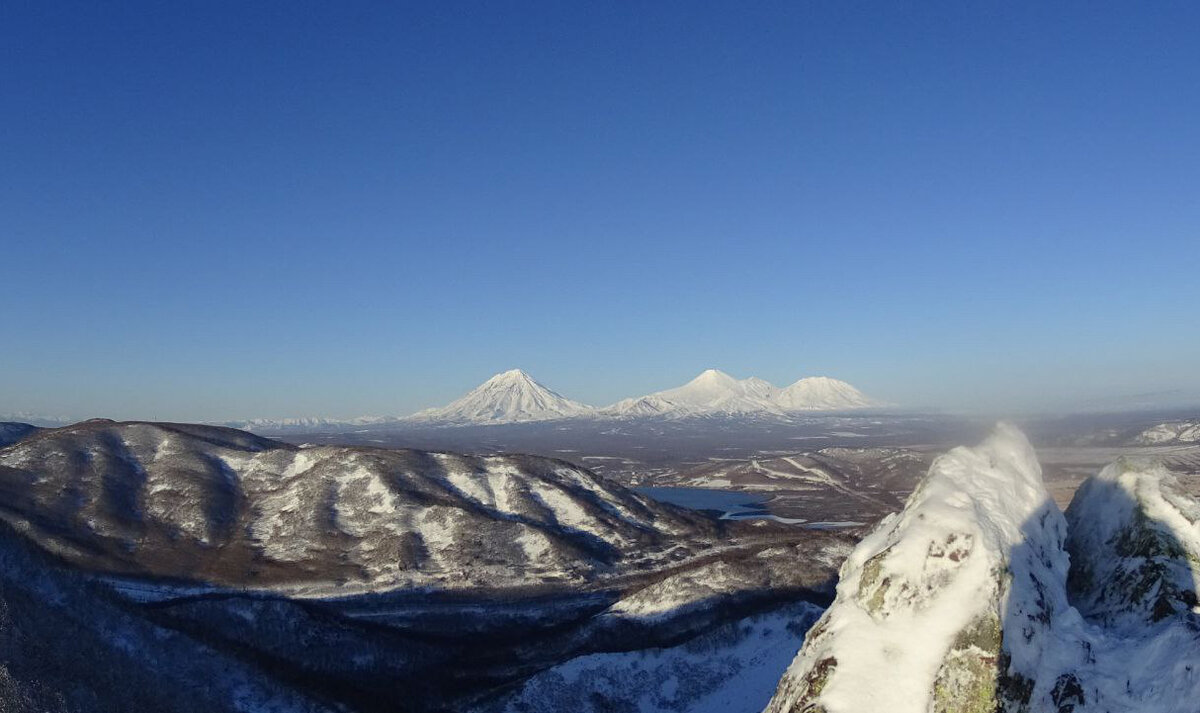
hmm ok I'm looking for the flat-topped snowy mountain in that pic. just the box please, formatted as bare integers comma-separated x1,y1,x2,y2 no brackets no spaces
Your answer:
406,368,596,425
601,369,785,418
774,376,876,411
602,369,881,419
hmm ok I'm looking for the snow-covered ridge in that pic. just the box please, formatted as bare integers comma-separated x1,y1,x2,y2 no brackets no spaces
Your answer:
766,424,1200,713
1135,420,1200,445
0,420,710,594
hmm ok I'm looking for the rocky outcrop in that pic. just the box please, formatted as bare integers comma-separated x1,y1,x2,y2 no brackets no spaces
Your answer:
767,425,1200,713
1065,459,1199,629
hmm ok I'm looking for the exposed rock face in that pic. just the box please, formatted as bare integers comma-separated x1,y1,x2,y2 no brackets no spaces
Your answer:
766,425,1200,713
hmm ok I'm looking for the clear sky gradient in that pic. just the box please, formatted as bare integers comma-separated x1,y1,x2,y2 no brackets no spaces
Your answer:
3,1,1198,420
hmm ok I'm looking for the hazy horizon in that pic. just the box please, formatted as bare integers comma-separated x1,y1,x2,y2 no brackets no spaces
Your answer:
4,2,1199,421
5,363,1200,424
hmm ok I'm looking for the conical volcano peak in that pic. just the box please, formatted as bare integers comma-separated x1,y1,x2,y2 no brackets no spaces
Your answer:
487,368,536,384
406,370,595,425
691,368,735,383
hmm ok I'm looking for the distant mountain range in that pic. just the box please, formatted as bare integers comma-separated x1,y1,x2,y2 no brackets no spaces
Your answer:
405,368,883,427
9,369,886,434
220,368,884,431
598,369,877,420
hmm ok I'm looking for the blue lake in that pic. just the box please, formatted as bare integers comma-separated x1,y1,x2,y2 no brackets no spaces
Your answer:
636,487,770,518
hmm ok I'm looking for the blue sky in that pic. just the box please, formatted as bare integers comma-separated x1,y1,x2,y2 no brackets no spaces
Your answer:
2,1,1198,419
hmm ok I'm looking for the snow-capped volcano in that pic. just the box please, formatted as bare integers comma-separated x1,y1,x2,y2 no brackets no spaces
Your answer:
773,376,876,411
600,369,879,419
601,369,783,418
230,369,884,429
406,369,596,425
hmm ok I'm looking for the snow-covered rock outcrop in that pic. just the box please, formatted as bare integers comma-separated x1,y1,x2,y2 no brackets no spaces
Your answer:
766,424,1200,713
1065,459,1200,630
